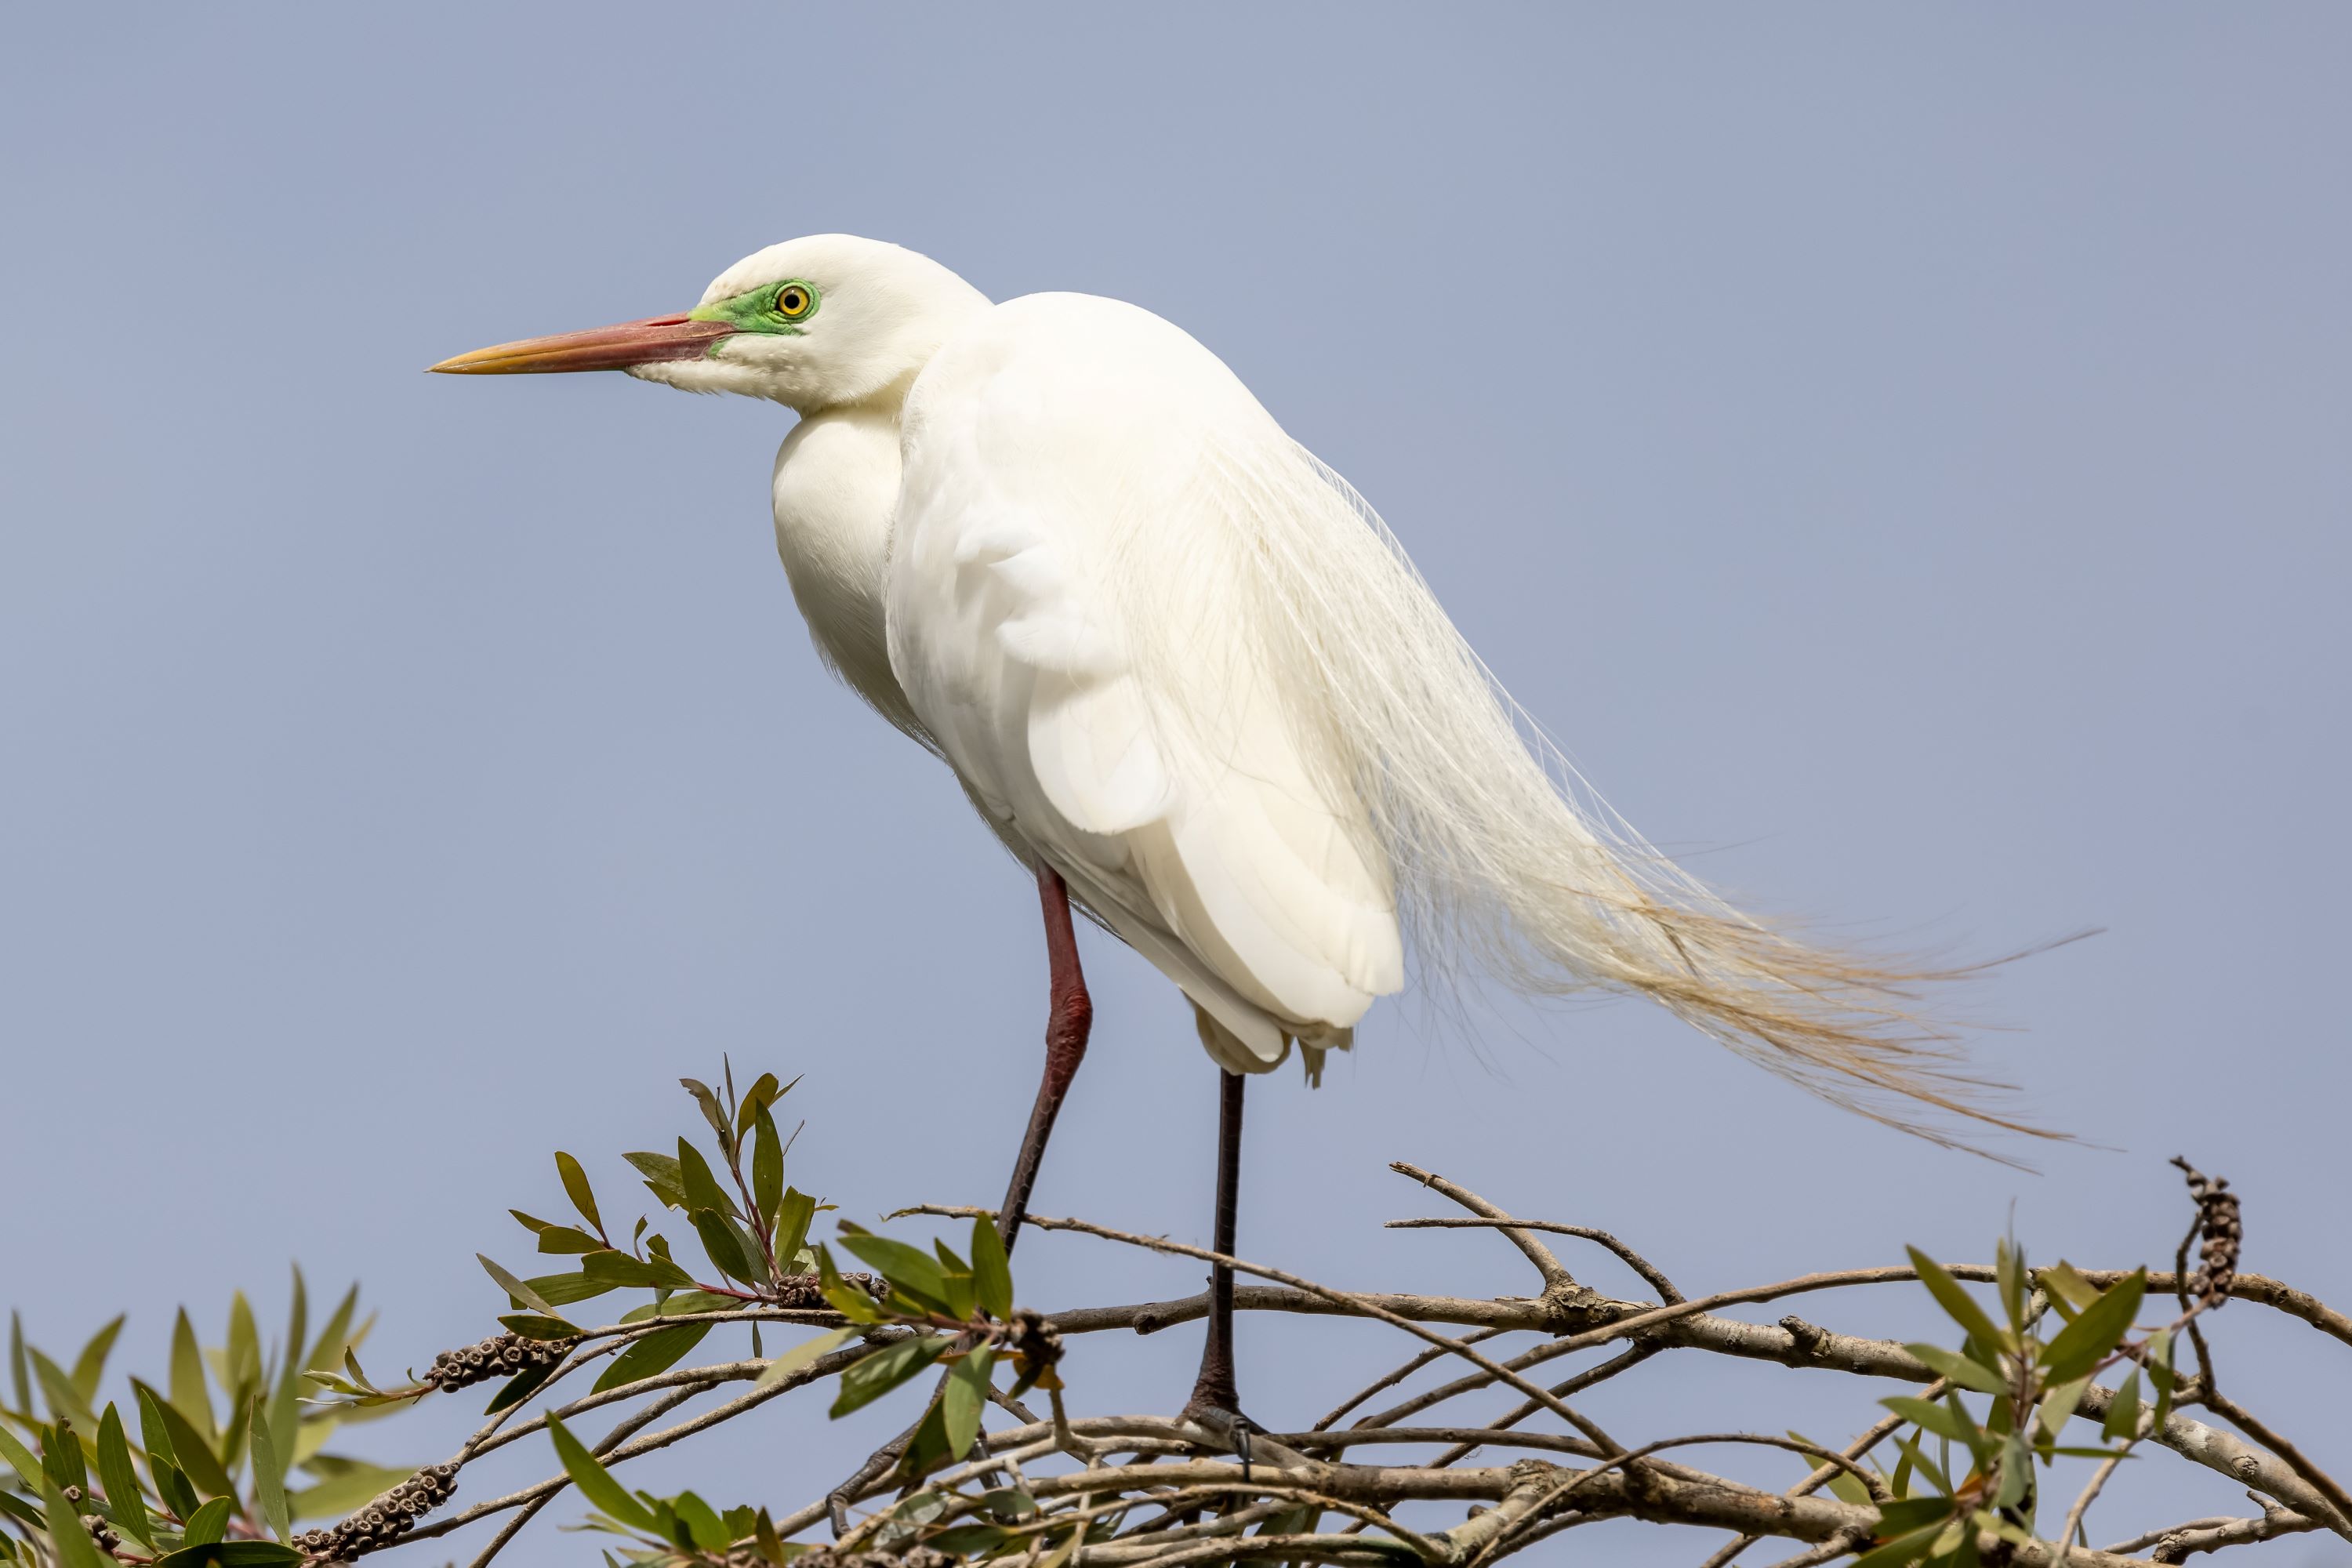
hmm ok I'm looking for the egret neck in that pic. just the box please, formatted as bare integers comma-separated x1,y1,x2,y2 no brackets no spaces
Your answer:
768,399,924,741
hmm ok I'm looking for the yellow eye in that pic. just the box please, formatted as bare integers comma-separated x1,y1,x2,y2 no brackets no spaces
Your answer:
775,284,813,320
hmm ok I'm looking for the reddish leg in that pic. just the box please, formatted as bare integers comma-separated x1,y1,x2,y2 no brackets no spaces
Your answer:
996,862,1094,1252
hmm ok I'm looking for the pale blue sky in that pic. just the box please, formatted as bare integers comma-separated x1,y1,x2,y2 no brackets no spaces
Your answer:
3,5,2347,1563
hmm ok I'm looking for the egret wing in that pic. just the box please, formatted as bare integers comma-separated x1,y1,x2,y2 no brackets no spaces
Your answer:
888,293,1405,1065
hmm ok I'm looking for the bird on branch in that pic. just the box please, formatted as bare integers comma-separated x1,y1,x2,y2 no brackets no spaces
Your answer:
433,233,2052,1436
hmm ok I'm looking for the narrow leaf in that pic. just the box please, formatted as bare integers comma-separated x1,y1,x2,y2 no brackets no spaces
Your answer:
1902,1343,2006,1396
477,1255,564,1318
498,1314,582,1341
555,1152,603,1234
247,1408,290,1542
544,1414,659,1534
756,1327,854,1389
40,1476,108,1568
180,1497,234,1547
678,1080,735,1156
133,1381,235,1499
751,1105,784,1230
2040,1269,2146,1382
2103,1369,2143,1442
971,1218,1014,1323
482,1358,563,1416
70,1317,125,1406
96,1405,154,1548
942,1348,996,1458
772,1189,817,1272
1907,1248,2007,1354
169,1312,215,1447
1882,1395,1976,1445
592,1323,712,1394
830,1337,946,1417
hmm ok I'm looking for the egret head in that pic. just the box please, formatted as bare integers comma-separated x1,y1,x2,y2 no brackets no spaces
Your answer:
430,234,989,413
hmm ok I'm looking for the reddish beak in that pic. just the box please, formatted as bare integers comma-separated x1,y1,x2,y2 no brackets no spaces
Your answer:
427,314,735,375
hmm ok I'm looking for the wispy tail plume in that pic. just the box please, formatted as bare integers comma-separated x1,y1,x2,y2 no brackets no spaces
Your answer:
1158,428,2068,1154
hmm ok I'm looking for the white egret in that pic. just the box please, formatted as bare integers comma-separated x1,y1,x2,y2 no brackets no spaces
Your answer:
432,234,2044,1432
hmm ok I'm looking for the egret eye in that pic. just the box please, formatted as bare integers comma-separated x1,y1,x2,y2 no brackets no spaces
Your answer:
775,284,814,321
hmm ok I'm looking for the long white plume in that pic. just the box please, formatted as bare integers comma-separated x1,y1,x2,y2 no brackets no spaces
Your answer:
1118,419,2057,1152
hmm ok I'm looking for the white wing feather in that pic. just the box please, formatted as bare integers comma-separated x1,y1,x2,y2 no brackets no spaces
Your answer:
888,295,1404,1069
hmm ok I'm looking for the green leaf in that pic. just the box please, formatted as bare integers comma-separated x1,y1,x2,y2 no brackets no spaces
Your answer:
1902,1343,2007,1397
734,1072,793,1135
816,1247,879,1323
623,1152,688,1210
154,1544,303,1568
593,1323,712,1395
69,1317,125,1408
2040,1269,2145,1383
183,1497,234,1547
224,1294,262,1400
1849,1519,1947,1568
267,1269,307,1483
499,1314,583,1341
168,1312,215,1448
756,1327,854,1389
153,1459,201,1520
31,1348,93,1431
478,1255,564,1318
1789,1430,1872,1507
96,1405,154,1549
303,1285,361,1375
544,1414,659,1534
773,1189,817,1272
1993,1432,2029,1508
2036,1262,2100,1322
40,1475,108,1568
691,1209,760,1285
1907,1248,2008,1356
673,1490,730,1553
751,1105,785,1230
2143,1326,2176,1428
535,1226,603,1256
133,1381,235,1499
135,1385,177,1467
1994,1239,2027,1333
942,1348,996,1459
837,1232,953,1315
971,1218,1014,1323
830,1337,946,1417
677,1138,738,1222
653,1292,743,1318
1882,1396,1976,1446
523,1270,621,1308
555,1151,604,1234
7,1312,29,1417
0,1422,42,1490
2103,1369,2143,1442
2037,1374,2089,1440
247,1408,290,1543
580,1249,695,1292
679,1079,736,1155
42,1417,88,1494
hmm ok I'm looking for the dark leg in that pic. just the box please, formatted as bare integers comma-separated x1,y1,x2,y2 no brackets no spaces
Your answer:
996,862,1094,1253
1182,1068,1251,1427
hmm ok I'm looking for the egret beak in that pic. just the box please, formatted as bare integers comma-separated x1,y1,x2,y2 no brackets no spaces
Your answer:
427,314,735,376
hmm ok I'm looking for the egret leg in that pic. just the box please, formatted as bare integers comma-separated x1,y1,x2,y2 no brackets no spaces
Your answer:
996,862,1094,1252
1181,1068,1254,1435
826,862,1093,1535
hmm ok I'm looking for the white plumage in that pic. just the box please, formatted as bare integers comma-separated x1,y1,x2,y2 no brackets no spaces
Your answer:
438,233,2042,1143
